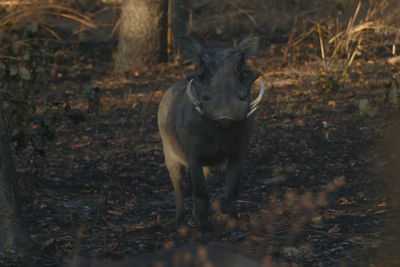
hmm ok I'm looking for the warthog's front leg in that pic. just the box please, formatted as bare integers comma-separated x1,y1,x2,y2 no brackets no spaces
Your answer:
165,156,185,228
188,160,209,232
225,157,243,218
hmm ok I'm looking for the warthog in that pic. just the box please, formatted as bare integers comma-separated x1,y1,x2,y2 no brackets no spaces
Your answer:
158,35,265,232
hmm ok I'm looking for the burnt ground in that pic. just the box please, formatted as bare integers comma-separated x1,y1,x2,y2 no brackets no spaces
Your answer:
5,41,400,266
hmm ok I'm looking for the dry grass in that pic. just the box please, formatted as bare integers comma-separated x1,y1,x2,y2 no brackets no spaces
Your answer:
285,0,400,67
0,0,96,47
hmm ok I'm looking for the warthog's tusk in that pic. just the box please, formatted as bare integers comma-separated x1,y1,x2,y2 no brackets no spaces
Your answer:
247,80,265,117
186,79,204,115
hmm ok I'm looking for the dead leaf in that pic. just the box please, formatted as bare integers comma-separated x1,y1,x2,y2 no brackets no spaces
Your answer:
375,202,387,208
43,238,55,247
328,224,341,233
374,209,387,214
328,100,337,108
71,143,86,149
311,216,323,223
108,242,119,250
248,235,266,243
307,43,315,49
330,247,344,252
163,241,175,249
339,197,354,205
107,210,123,216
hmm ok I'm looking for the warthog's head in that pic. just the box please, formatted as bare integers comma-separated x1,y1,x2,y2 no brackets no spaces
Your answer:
181,35,265,130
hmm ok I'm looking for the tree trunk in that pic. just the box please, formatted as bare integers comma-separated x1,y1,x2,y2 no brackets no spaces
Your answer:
0,108,31,259
114,0,169,73
171,0,190,57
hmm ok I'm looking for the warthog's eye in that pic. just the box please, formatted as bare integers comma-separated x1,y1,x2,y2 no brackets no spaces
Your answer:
238,91,247,101
238,64,252,81
239,68,260,85
197,66,209,81
202,94,211,101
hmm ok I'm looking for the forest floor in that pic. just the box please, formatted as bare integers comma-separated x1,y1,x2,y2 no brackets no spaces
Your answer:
4,40,400,267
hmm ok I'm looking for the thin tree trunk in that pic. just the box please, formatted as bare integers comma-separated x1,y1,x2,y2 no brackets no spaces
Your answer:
171,0,189,57
172,0,189,39
0,106,31,259
114,0,169,73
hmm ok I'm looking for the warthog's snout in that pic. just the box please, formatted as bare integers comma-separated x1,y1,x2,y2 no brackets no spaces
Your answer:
213,117,235,130
158,35,265,232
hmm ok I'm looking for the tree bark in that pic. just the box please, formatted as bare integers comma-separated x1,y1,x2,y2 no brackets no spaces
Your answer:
114,0,169,73
171,0,190,57
0,107,31,259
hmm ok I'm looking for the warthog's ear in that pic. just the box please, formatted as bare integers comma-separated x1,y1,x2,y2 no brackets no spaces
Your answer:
180,36,204,62
237,35,260,59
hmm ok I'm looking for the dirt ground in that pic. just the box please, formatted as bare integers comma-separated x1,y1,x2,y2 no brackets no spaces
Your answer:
4,39,400,267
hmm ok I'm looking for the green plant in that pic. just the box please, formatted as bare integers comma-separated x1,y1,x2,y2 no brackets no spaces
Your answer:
84,85,102,113
358,99,378,117
0,22,58,155
316,70,349,93
384,73,400,109
0,2,95,159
